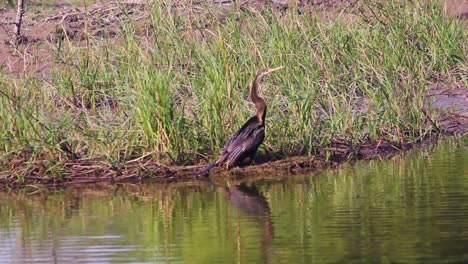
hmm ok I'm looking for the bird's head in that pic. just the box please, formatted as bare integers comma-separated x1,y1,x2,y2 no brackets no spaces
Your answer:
255,66,284,83
250,66,283,122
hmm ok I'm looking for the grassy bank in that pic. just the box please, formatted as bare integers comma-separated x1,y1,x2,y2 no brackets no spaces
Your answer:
0,1,466,181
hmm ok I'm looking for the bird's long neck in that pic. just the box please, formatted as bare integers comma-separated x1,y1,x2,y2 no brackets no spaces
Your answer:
251,74,267,124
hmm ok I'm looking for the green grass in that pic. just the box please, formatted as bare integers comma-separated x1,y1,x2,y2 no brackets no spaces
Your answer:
0,1,466,176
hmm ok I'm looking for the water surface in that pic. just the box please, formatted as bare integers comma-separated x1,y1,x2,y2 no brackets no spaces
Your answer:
1,140,467,263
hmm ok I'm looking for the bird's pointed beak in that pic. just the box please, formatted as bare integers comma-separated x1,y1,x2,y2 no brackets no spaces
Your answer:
267,66,284,74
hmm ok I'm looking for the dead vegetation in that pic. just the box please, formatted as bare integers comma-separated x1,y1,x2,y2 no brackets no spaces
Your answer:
44,1,149,42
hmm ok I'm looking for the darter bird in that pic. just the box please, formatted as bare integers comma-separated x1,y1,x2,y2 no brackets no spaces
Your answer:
198,66,283,176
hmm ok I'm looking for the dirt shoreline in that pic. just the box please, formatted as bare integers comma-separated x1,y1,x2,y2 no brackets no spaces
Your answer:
0,137,433,191
1,126,465,192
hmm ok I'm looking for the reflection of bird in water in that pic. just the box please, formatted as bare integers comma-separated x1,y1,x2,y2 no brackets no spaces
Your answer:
223,184,272,217
197,178,274,263
222,183,274,263
199,67,284,176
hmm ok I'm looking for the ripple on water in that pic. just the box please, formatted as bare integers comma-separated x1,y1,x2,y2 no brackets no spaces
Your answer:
0,140,467,263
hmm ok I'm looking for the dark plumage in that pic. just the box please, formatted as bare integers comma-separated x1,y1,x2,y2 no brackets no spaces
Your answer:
199,66,283,175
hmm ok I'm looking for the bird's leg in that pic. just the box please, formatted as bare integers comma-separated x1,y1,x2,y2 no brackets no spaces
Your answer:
238,157,253,167
248,153,260,166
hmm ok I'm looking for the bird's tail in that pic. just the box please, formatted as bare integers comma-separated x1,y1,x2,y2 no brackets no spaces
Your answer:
196,161,219,177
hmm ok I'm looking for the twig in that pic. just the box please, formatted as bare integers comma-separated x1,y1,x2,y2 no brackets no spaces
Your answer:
14,0,25,45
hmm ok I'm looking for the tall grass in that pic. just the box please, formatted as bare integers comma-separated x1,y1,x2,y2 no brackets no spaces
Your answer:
0,1,466,172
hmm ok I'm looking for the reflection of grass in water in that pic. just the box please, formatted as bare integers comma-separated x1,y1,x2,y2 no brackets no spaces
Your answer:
0,1,466,179
263,139,467,262
0,140,465,263
0,185,261,262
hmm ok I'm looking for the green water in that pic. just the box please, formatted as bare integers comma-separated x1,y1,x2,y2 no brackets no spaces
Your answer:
1,140,467,263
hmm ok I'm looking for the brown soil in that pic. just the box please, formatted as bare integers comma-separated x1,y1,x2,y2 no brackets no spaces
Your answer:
1,0,466,76
0,1,467,191
426,82,468,135
0,1,149,78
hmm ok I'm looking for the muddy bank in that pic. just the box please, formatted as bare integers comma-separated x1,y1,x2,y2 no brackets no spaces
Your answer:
0,139,433,191
426,83,468,135
0,135,457,191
